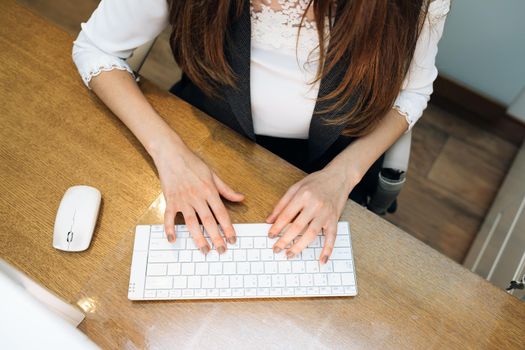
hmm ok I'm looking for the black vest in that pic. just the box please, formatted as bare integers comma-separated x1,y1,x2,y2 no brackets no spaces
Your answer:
170,1,374,174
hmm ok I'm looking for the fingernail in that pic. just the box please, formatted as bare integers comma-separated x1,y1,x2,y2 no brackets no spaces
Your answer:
227,236,237,245
167,234,175,243
200,246,210,255
273,246,282,254
217,246,226,254
320,255,328,264
286,251,295,259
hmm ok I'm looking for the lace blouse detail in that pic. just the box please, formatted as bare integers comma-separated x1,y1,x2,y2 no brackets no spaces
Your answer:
250,0,327,60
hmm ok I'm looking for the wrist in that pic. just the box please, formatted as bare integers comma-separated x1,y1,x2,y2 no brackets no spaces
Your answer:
146,129,186,162
326,156,366,194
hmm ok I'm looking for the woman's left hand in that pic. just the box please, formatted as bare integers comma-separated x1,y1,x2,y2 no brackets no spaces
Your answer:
266,164,357,264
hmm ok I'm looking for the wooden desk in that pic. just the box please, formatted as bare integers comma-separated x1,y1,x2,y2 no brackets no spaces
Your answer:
1,1,524,348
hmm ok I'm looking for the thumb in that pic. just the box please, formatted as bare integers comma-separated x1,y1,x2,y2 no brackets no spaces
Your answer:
212,173,244,202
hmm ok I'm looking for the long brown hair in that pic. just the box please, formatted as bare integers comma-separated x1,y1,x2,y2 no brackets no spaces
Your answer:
168,1,428,136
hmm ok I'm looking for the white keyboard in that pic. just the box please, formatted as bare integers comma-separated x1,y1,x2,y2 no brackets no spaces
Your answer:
128,222,357,300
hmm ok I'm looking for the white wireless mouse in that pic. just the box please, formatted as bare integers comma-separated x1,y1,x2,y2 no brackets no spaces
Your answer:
53,185,101,252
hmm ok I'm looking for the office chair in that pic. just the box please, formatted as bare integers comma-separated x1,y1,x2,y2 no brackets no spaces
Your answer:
127,40,412,215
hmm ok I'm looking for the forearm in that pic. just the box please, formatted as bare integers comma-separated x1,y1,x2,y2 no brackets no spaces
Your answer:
327,109,408,193
89,69,185,159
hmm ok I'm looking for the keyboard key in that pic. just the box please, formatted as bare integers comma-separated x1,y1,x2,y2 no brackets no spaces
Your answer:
149,238,183,250
206,251,220,262
286,274,299,287
220,289,232,297
270,288,282,296
230,275,244,288
145,276,172,289
186,238,197,250
320,261,333,273
147,263,167,276
260,249,274,261
195,263,209,275
314,273,327,286
331,286,344,295
273,251,287,261
314,248,323,260
216,276,229,288
283,288,294,296
278,261,292,274
167,263,181,275
328,273,341,286
157,290,169,298
244,275,257,288
173,276,187,289
195,289,207,297
223,262,236,274
181,263,195,275
306,261,320,273
188,276,201,288
300,274,313,287
151,224,164,232
202,276,215,288
149,250,178,263
169,289,182,298
332,248,352,260
209,263,223,275
144,290,156,298
233,249,247,261
251,262,264,274
320,286,331,295
247,249,260,261
295,287,307,295
333,260,353,273
301,248,315,260
292,261,306,273
334,235,350,247
192,250,206,262
245,288,257,297
182,289,194,297
341,273,355,286
258,275,271,287
307,287,319,295
179,250,192,262
264,262,278,274
257,288,270,296
240,237,254,249
237,262,250,274
207,289,219,297
267,236,278,247
232,288,245,297
344,286,357,294
219,250,233,262
272,274,285,287
254,237,267,248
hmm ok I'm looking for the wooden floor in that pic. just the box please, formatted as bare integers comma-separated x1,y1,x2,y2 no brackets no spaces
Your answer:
18,0,518,263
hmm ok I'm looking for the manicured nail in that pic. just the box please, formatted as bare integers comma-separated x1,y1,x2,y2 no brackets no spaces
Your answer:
217,246,226,254
273,246,282,254
227,236,237,244
286,251,295,259
200,246,210,255
167,234,175,243
320,255,328,264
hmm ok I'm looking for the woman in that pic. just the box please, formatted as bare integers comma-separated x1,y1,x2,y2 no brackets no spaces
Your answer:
73,0,449,262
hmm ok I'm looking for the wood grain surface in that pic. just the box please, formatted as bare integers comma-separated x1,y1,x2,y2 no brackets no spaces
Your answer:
1,1,524,349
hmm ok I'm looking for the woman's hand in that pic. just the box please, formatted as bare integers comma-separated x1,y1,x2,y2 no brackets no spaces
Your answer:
151,133,244,255
266,163,358,264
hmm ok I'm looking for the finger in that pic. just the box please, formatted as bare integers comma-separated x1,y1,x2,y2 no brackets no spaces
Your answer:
194,202,226,254
268,193,305,237
182,207,210,254
163,206,177,243
319,221,337,264
287,217,324,259
266,183,301,224
207,193,237,245
213,173,244,202
272,209,313,254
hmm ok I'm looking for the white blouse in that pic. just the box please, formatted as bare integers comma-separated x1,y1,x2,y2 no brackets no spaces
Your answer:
72,0,450,138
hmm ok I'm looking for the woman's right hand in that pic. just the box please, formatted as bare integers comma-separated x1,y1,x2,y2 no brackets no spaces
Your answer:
151,133,244,255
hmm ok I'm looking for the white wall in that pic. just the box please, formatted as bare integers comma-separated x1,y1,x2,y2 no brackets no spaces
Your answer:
435,0,525,107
